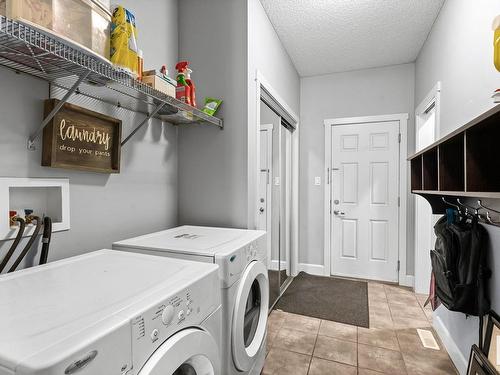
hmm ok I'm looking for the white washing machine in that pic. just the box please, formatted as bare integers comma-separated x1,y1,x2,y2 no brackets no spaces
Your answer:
113,226,269,375
0,250,221,375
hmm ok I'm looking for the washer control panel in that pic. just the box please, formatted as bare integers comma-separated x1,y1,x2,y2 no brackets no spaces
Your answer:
130,270,220,372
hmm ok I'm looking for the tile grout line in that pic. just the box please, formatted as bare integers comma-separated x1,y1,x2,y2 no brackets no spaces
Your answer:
306,323,321,375
356,325,359,373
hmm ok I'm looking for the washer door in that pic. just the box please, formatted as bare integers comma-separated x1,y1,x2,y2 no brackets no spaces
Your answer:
138,328,220,375
232,260,269,371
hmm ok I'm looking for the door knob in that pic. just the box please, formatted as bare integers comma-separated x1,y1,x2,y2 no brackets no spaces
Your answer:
259,207,265,213
333,210,345,216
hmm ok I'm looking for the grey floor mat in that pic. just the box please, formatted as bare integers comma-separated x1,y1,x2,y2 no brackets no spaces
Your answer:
274,272,369,327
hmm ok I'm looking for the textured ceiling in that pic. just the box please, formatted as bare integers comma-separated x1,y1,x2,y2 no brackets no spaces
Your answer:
259,0,445,76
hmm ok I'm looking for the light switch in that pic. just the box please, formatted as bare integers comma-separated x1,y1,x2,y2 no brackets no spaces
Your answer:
314,177,321,186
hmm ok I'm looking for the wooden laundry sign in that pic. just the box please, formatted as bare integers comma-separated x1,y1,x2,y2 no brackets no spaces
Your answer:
42,99,122,173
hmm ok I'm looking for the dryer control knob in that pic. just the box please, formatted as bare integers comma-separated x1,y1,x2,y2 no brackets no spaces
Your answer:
150,329,159,342
162,305,175,325
178,310,185,321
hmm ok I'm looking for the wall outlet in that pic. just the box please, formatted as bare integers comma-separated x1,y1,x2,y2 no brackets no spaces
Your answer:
315,177,321,186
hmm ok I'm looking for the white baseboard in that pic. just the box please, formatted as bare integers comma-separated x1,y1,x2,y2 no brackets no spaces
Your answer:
269,260,287,271
433,315,468,375
399,274,415,288
297,263,325,276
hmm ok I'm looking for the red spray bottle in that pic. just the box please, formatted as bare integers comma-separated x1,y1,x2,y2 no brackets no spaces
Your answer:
175,61,191,106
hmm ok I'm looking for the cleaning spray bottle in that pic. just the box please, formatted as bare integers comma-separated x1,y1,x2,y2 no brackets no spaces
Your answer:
175,61,191,106
185,67,197,107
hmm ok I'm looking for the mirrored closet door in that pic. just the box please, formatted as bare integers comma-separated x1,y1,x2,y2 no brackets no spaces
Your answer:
259,100,293,309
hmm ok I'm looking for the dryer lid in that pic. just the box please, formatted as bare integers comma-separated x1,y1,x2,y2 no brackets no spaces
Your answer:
113,226,265,257
0,250,218,372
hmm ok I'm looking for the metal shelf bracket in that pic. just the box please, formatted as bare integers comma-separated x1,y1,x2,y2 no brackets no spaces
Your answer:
121,103,167,147
27,70,91,151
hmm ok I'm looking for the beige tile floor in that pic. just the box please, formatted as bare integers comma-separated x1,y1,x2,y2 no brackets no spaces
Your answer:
263,281,459,375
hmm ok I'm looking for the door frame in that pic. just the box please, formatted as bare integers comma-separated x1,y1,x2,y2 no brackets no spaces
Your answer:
260,123,273,263
414,82,441,293
251,70,299,277
323,113,410,286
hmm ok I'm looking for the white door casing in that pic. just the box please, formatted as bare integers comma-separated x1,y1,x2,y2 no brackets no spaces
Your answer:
231,260,269,372
324,114,409,284
138,328,220,375
278,124,292,273
414,82,441,294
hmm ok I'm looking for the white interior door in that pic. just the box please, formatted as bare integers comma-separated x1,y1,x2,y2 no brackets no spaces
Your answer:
330,121,400,282
414,104,437,293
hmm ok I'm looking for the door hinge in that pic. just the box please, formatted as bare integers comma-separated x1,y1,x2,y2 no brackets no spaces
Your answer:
398,133,402,143
398,197,400,207
329,199,332,214
397,260,400,272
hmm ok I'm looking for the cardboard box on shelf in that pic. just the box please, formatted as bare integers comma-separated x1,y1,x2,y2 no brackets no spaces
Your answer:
0,0,6,17
1,0,111,61
142,74,176,98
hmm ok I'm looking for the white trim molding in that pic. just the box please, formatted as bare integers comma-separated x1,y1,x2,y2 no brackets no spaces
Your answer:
414,82,441,293
297,263,325,276
323,113,410,286
269,260,288,271
433,315,468,374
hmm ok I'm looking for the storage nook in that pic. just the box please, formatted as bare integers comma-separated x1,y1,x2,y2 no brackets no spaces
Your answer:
409,104,500,213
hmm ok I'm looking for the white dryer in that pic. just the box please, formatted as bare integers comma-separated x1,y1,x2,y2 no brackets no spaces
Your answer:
0,250,221,375
113,226,269,375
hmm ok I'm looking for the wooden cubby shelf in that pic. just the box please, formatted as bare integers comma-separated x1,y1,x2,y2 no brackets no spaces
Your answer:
408,104,500,214
422,147,438,191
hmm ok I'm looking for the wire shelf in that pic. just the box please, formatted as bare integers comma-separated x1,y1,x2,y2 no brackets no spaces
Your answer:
0,15,223,129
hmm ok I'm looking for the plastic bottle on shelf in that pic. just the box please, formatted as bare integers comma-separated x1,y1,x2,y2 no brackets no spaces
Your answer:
137,50,144,81
494,15,500,72
185,68,196,108
175,61,191,106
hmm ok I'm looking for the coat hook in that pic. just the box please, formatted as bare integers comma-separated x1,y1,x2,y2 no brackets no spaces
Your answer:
442,197,461,212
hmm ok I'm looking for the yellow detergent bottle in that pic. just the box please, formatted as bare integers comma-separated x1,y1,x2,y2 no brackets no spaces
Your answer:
494,15,500,72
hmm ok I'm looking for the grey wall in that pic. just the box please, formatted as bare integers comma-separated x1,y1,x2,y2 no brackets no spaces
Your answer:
177,0,248,229
120,0,178,74
415,0,500,372
299,63,415,270
0,0,179,271
247,0,300,112
178,0,299,230
247,0,300,227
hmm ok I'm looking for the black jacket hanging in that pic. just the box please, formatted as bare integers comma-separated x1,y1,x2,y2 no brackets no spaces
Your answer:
430,216,491,316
